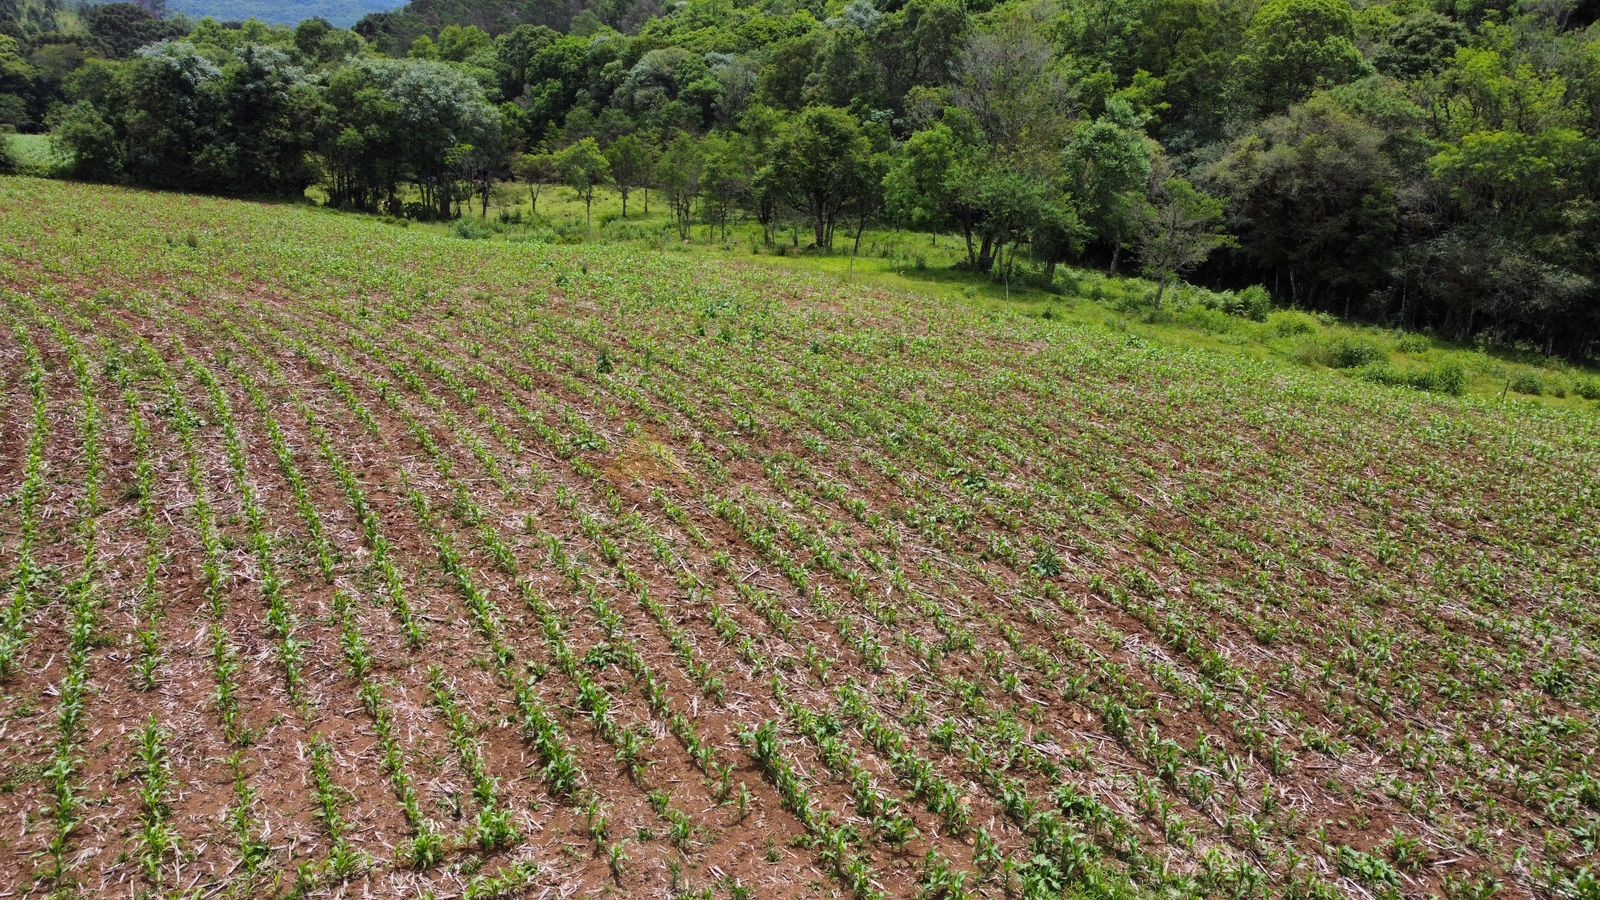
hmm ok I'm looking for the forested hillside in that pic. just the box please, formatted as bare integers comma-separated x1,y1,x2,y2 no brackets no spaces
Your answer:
4,0,1600,356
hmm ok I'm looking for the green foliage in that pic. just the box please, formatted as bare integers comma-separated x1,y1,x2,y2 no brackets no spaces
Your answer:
1207,92,1399,306
1510,372,1544,396
765,105,875,251
555,135,610,226
1266,310,1320,337
1323,335,1386,368
1418,361,1466,395
1137,176,1232,307
1238,0,1370,113
602,133,652,217
1205,284,1271,321
83,4,185,59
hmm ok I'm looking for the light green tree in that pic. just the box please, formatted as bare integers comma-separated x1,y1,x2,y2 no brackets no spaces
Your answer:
555,136,611,228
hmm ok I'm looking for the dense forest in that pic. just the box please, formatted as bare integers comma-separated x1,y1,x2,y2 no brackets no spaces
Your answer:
4,0,1600,355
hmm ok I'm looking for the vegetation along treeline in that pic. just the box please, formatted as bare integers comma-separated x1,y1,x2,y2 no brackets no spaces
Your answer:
5,0,1600,356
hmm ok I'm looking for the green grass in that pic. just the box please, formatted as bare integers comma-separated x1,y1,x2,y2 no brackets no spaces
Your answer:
424,180,1600,411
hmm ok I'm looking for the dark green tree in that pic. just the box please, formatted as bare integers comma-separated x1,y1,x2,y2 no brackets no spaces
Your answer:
765,104,874,250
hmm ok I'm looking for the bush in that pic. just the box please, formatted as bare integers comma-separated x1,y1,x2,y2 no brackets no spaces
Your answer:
453,218,495,240
0,135,15,176
1396,332,1432,354
1354,363,1409,388
1417,361,1465,395
1177,304,1241,334
1325,335,1386,368
1222,285,1272,321
1575,378,1600,401
1266,310,1319,337
1354,360,1466,396
1510,372,1544,396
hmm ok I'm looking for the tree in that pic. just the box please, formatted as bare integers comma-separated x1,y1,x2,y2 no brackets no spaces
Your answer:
196,44,319,197
1237,0,1370,114
1137,176,1232,309
883,119,967,234
765,105,874,250
436,25,490,63
1064,98,1154,274
0,33,33,129
493,24,557,98
603,133,650,218
1033,198,1092,288
700,132,751,241
950,19,1070,153
121,41,221,190
1206,92,1400,311
658,132,703,239
448,141,503,217
387,59,501,219
316,59,403,212
958,164,1052,282
1374,11,1467,80
1417,126,1593,348
555,136,610,228
512,150,553,212
83,3,182,60
880,0,969,114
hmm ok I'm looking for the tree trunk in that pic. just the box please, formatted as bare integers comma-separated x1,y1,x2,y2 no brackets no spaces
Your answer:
850,207,868,275
621,188,628,219
977,234,995,273
1109,243,1120,276
1154,275,1169,310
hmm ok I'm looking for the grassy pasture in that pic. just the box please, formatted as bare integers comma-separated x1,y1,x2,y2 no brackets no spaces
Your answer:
438,180,1600,411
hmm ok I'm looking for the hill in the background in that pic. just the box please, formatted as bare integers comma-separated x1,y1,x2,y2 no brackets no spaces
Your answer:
164,0,406,27
353,0,657,54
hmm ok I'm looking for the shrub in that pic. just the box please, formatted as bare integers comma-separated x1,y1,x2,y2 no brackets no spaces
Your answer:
1224,285,1272,321
453,218,495,240
1355,363,1408,388
1355,360,1466,396
1266,310,1319,337
1417,361,1466,396
1396,332,1432,354
1575,378,1600,401
1510,372,1544,396
0,135,16,176
1325,336,1386,368
1178,304,1240,334
1292,340,1326,367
